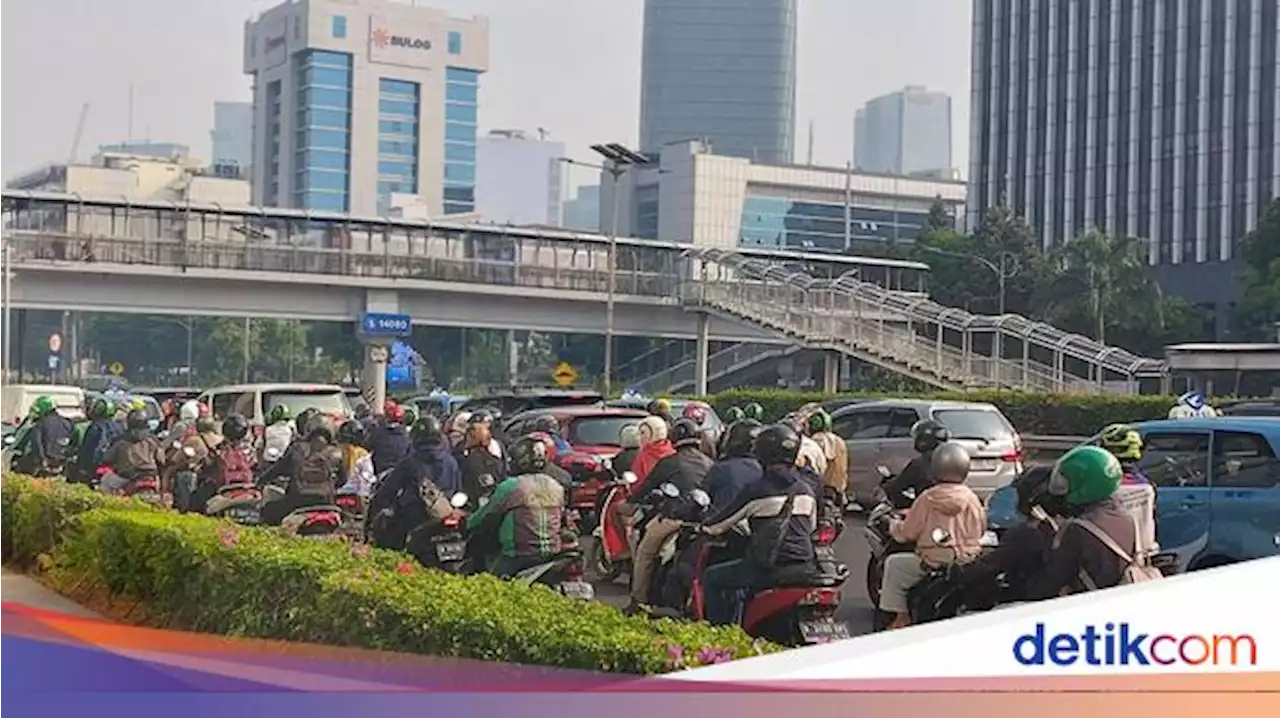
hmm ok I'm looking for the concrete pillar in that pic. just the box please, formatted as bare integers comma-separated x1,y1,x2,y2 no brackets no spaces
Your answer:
694,312,710,396
822,352,840,393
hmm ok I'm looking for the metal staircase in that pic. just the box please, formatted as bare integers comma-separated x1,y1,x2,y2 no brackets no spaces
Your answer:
615,340,803,393
682,249,1166,394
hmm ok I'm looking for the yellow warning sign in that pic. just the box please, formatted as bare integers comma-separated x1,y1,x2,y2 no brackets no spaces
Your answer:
108,361,125,376
552,362,578,387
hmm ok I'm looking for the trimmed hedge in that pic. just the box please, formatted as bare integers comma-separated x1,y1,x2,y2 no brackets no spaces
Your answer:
701,389,1177,436
1,475,773,673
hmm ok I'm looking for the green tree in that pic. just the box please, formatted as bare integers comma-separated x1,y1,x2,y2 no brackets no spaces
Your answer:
924,196,954,232
1233,197,1280,340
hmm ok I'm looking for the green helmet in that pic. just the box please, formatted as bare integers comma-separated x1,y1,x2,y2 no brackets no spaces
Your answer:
267,404,292,424
806,409,833,434
1050,445,1123,507
402,406,420,427
90,397,114,420
742,402,765,421
30,395,56,417
724,406,746,423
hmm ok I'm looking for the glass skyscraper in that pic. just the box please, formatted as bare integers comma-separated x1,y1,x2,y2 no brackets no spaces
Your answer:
293,50,353,213
443,68,480,215
639,0,797,164
854,87,954,176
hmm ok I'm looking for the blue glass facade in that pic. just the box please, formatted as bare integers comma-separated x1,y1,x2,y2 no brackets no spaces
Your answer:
293,50,352,212
740,196,932,252
377,78,421,215
443,67,479,214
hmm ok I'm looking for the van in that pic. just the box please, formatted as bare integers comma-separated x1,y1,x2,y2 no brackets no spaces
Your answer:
197,383,352,426
0,384,87,426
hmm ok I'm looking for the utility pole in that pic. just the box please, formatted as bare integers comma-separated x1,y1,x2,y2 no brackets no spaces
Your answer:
242,317,251,383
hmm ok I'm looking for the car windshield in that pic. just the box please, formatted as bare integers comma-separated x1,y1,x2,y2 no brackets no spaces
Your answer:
570,416,644,447
264,390,350,417
933,409,1015,442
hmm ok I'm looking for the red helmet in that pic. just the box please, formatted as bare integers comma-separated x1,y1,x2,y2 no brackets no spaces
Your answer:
525,431,558,462
682,401,710,425
384,401,405,423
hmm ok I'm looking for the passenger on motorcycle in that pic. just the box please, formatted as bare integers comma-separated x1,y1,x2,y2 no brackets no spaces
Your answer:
1100,424,1149,484
705,420,764,510
259,414,345,526
1025,446,1161,599
262,404,296,463
630,416,676,485
627,418,716,613
335,419,376,500
882,419,952,509
445,410,471,448
71,397,121,484
614,424,641,476
804,409,847,497
456,412,506,501
368,416,462,549
878,442,986,630
368,401,413,475
700,423,819,626
11,395,76,477
467,435,567,578
523,430,575,488
169,400,204,442
647,398,675,430
100,409,167,494
167,416,224,511
1168,391,1220,419
531,414,573,457
723,406,746,425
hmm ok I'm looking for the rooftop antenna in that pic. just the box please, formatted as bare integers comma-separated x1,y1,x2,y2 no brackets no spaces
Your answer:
537,127,550,141
806,118,815,165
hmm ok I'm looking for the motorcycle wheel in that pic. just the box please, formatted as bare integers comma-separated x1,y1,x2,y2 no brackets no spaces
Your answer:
584,538,622,582
866,555,883,608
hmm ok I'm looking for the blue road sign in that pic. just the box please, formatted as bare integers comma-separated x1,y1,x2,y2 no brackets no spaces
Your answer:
359,312,412,337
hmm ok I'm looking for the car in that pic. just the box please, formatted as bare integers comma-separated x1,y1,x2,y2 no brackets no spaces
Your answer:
197,383,352,426
405,392,470,420
459,387,604,420
831,398,1023,507
987,417,1280,574
134,387,203,408
1220,399,1280,418
341,386,369,414
503,405,650,457
605,398,724,433
1,384,87,426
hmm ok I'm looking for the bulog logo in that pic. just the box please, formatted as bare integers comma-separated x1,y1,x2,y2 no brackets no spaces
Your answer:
372,28,431,50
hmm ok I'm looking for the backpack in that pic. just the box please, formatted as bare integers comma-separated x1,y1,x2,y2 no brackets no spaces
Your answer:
745,487,800,569
295,441,341,496
120,438,160,477
1070,516,1163,588
202,442,255,487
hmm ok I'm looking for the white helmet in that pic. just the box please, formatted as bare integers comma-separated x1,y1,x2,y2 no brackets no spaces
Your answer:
638,416,668,445
179,400,201,422
619,424,641,449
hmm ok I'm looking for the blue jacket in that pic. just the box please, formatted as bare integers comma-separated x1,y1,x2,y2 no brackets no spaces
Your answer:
368,423,412,475
704,456,763,511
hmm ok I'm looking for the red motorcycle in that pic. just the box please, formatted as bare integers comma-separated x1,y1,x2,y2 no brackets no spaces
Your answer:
585,470,639,581
560,453,615,534
280,505,346,538
122,476,165,506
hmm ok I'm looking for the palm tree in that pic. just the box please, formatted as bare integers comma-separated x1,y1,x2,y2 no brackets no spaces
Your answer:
1044,231,1161,345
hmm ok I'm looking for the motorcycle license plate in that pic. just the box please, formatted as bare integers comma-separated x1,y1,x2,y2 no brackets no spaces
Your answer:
435,541,467,562
227,507,261,524
799,616,851,644
558,581,595,600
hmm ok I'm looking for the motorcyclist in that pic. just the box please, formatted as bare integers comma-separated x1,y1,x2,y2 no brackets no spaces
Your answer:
466,435,566,577
335,419,377,504
100,409,167,495
190,414,257,514
445,411,472,448
786,412,828,477
368,416,463,550
878,441,986,630
456,412,506,501
531,414,572,456
167,415,224,511
630,416,676,485
524,431,575,488
170,400,203,441
1168,391,1220,419
262,404,296,464
646,398,674,429
10,396,76,477
699,423,819,626
614,425,641,476
741,402,765,423
681,401,719,458
70,397,121,484
627,417,715,613
259,414,345,526
368,401,412,475
805,410,848,501
1026,446,1160,598
1100,423,1150,484
704,420,764,510
882,419,952,509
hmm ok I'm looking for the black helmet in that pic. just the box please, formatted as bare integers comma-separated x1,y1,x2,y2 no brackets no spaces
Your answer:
295,408,318,433
306,414,335,442
337,419,368,447
353,403,372,420
125,408,150,432
411,415,444,445
753,423,801,468
671,417,702,448
722,419,763,458
910,419,951,454
532,413,560,434
222,413,251,442
509,435,548,474
1013,466,1071,518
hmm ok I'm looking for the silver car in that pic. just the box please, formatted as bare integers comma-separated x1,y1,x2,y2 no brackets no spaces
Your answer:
831,399,1024,507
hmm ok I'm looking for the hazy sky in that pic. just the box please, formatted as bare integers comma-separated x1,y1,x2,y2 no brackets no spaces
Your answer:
1,0,972,186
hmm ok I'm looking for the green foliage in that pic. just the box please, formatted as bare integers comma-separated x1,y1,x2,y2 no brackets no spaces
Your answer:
1234,197,1280,340
1,474,775,674
702,389,1177,436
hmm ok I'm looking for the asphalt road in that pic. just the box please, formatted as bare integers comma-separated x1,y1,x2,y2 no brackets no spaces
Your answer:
592,514,878,636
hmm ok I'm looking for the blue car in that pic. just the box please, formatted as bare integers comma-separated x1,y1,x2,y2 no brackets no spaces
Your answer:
988,417,1280,573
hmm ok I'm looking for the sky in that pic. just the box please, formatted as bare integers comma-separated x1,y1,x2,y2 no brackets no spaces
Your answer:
0,0,973,187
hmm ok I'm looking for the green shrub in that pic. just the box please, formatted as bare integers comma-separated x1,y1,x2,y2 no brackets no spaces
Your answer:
1,476,774,674
702,389,1175,436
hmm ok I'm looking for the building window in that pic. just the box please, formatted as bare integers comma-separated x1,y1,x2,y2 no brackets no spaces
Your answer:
294,50,352,212
443,67,480,214
377,77,421,215
448,31,462,55
738,195,933,253
332,15,347,39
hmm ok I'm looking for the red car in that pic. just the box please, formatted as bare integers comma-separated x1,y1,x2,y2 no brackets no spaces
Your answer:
504,405,649,531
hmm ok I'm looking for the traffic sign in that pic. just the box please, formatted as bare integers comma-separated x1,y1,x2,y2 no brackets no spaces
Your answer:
109,361,125,376
48,333,62,353
552,362,578,387
359,313,412,338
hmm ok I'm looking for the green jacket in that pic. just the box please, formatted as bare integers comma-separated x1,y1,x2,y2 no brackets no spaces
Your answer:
466,473,565,560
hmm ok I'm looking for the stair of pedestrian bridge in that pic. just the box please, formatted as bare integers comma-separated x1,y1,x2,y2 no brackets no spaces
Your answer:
680,249,1167,394
616,341,805,394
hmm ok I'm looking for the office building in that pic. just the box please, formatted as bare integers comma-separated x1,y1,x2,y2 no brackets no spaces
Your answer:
243,0,489,216
562,184,601,232
6,149,249,206
639,0,797,164
474,129,565,225
210,101,254,178
968,0,1279,331
854,86,954,176
600,140,965,251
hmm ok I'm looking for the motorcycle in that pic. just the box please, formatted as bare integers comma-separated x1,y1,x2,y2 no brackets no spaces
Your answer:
511,543,595,601
864,466,918,609
204,483,266,525
122,476,164,506
406,491,473,574
876,528,1007,631
585,470,639,581
280,504,347,538
560,453,615,534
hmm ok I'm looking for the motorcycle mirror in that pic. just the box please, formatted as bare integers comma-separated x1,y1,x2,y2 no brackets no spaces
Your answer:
876,465,892,479
2,435,14,446
450,492,469,509
930,528,953,545
660,482,680,498
690,489,711,508
622,471,639,485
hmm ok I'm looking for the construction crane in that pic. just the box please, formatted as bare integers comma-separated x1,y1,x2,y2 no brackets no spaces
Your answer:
68,102,90,164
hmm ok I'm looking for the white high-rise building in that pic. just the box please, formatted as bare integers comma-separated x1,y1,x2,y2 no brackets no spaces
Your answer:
854,86,953,177
474,130,565,226
243,0,489,217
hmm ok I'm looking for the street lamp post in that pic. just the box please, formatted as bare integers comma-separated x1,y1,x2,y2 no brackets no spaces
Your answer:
561,144,651,396
918,245,1019,315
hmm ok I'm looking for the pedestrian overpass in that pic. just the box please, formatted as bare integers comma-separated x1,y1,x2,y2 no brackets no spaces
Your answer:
1,191,1167,393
